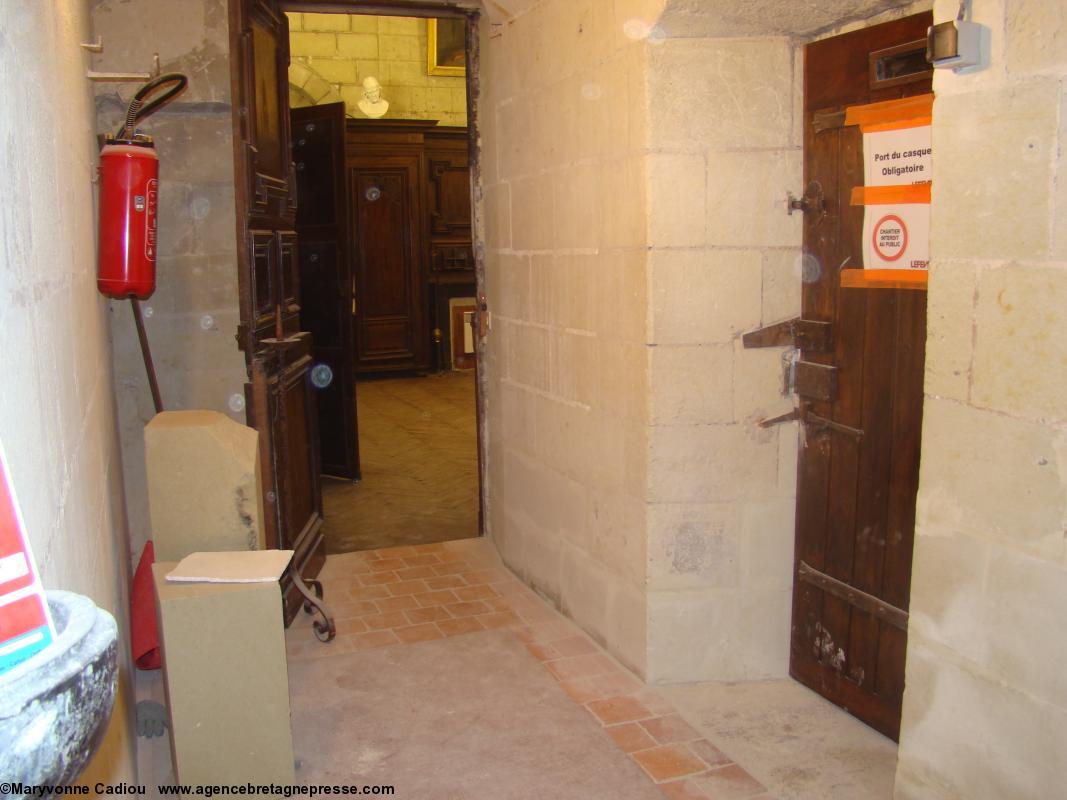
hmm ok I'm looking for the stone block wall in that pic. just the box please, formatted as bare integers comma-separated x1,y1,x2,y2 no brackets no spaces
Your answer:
0,0,135,784
480,0,659,675
92,0,246,559
895,1,1067,797
288,13,467,126
642,36,802,683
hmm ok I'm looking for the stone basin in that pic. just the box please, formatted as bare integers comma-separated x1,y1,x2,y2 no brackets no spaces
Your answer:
0,591,118,788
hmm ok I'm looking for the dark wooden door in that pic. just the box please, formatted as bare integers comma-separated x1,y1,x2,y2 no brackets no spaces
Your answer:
350,155,428,373
291,102,361,481
790,13,932,740
230,0,328,628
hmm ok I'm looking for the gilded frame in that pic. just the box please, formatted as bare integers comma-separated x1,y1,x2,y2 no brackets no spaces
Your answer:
427,18,465,77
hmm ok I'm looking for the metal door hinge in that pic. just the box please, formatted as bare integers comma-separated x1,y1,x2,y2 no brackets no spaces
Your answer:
743,317,832,353
787,181,827,219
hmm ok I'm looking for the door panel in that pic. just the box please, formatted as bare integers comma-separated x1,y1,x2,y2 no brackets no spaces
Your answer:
292,102,360,480
231,0,331,636
790,12,931,741
351,155,427,372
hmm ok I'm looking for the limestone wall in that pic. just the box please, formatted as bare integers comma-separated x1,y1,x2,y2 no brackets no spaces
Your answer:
480,0,659,674
91,0,246,559
0,0,135,784
895,1,1067,797
289,13,467,126
641,36,802,682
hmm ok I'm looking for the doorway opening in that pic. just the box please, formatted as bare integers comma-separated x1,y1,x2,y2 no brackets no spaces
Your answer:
285,7,483,555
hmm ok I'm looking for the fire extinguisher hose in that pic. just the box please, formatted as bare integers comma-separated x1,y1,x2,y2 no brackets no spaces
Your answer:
115,73,189,140
115,72,188,415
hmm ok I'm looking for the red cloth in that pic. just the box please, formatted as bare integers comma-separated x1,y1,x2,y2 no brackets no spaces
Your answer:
131,540,160,670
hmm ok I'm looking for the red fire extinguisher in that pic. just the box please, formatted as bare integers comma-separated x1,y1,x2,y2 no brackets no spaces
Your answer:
97,73,188,414
97,135,159,299
96,73,187,300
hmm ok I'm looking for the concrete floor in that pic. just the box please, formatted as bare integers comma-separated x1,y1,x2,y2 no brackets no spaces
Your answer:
321,372,479,554
137,541,897,799
661,680,897,800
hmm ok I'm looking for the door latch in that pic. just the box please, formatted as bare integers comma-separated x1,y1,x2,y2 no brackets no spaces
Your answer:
787,181,827,219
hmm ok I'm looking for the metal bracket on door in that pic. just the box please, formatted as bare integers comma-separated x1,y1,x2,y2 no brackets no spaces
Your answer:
758,404,864,440
787,181,827,222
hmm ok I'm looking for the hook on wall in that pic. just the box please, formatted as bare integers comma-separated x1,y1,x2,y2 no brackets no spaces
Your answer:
83,38,161,82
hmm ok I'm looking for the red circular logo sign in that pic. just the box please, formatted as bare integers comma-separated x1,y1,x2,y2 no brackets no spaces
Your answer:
872,214,908,262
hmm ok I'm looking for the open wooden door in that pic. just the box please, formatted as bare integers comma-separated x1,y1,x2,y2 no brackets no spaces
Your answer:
230,0,333,638
747,13,932,740
291,102,361,481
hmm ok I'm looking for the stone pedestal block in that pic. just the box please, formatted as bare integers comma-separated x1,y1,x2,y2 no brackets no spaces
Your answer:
153,563,295,784
145,410,265,562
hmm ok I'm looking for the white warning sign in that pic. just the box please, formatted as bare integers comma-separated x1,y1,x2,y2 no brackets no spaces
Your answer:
863,125,932,186
863,203,929,270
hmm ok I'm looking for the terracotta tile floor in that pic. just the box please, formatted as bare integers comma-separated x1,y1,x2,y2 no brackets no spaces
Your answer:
286,538,773,799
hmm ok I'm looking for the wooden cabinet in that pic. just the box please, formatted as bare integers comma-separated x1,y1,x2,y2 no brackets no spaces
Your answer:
346,120,475,374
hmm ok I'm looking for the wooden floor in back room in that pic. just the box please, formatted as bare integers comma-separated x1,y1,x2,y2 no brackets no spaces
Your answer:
320,370,479,554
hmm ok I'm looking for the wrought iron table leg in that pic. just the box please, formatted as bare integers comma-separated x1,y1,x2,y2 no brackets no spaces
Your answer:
290,569,335,642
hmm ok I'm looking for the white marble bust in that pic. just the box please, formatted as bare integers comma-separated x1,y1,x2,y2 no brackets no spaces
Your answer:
357,76,389,119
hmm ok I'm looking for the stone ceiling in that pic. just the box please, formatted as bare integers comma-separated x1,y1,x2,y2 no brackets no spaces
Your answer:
655,0,923,38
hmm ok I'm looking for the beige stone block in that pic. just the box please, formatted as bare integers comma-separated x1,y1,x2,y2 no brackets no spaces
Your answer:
908,529,990,666
428,87,453,113
529,253,596,332
649,344,733,425
290,31,335,58
647,502,739,591
924,259,976,402
153,114,235,187
312,59,358,85
606,582,648,678
1006,0,1067,74
762,248,801,326
777,421,799,493
649,423,778,503
285,12,302,32
288,61,312,88
528,393,599,485
559,546,612,644
380,34,420,61
706,149,802,247
648,37,794,151
145,411,266,563
349,15,379,34
384,59,428,88
336,33,378,59
484,180,512,252
739,497,795,589
303,75,335,104
984,543,1067,707
647,585,788,683
302,12,348,32
732,344,791,424
646,153,706,247
507,322,550,391
896,641,1067,800
592,250,647,344
509,173,554,250
549,331,597,406
379,16,421,35
649,248,762,345
552,163,601,249
595,340,650,424
587,491,647,587
599,156,647,249
487,252,528,319
932,80,1059,260
916,398,1067,560
1054,85,1067,261
971,263,1067,423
